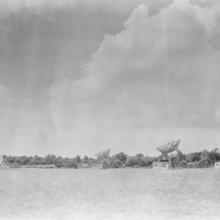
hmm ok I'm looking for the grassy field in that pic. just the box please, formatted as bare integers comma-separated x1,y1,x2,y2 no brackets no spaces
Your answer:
0,168,220,220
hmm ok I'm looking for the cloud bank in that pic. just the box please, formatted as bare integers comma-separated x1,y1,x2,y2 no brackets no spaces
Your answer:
0,0,172,14
47,0,220,155
1,0,220,155
50,0,220,128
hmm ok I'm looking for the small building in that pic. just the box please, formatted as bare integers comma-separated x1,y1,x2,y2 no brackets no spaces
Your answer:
152,160,169,169
22,164,57,169
214,161,220,169
8,163,21,168
79,163,90,168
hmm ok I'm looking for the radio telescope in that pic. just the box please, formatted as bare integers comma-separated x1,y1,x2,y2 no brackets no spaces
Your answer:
95,148,111,168
96,148,110,161
156,139,181,168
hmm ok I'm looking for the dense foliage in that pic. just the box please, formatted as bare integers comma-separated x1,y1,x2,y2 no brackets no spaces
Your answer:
3,148,220,169
4,155,94,169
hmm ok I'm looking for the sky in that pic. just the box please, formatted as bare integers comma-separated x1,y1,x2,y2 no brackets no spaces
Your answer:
0,0,220,157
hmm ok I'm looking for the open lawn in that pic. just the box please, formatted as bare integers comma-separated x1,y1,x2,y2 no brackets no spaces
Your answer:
0,168,220,220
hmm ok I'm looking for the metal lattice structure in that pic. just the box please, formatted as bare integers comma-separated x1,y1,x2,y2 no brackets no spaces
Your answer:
156,139,181,159
95,149,111,168
96,148,110,161
155,139,181,168
0,155,9,168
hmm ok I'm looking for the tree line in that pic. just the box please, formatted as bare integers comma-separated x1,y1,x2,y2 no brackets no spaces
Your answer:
3,148,220,169
4,155,93,168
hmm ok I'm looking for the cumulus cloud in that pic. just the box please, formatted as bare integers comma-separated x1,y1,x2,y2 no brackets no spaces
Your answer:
50,0,220,128
2,0,220,155
46,0,220,154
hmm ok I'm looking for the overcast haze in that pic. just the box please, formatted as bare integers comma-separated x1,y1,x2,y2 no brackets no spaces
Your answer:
0,0,220,156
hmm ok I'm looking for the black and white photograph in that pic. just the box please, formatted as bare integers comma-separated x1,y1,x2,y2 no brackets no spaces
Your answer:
0,0,220,219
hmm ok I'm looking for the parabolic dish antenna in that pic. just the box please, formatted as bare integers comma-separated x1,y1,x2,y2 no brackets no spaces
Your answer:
156,139,181,154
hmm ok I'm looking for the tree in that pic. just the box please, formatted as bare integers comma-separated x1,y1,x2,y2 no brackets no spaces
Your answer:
18,156,31,165
111,159,122,168
136,153,144,160
74,155,81,164
114,152,127,162
177,160,187,168
198,158,211,168
28,155,42,165
87,157,96,167
102,159,111,169
44,154,57,165
82,155,89,164
64,159,78,168
208,151,220,163
124,154,154,168
142,156,153,167
171,152,186,168
5,156,16,164
125,156,140,167
186,152,201,162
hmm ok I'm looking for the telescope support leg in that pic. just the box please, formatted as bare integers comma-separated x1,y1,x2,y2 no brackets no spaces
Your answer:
168,157,172,169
